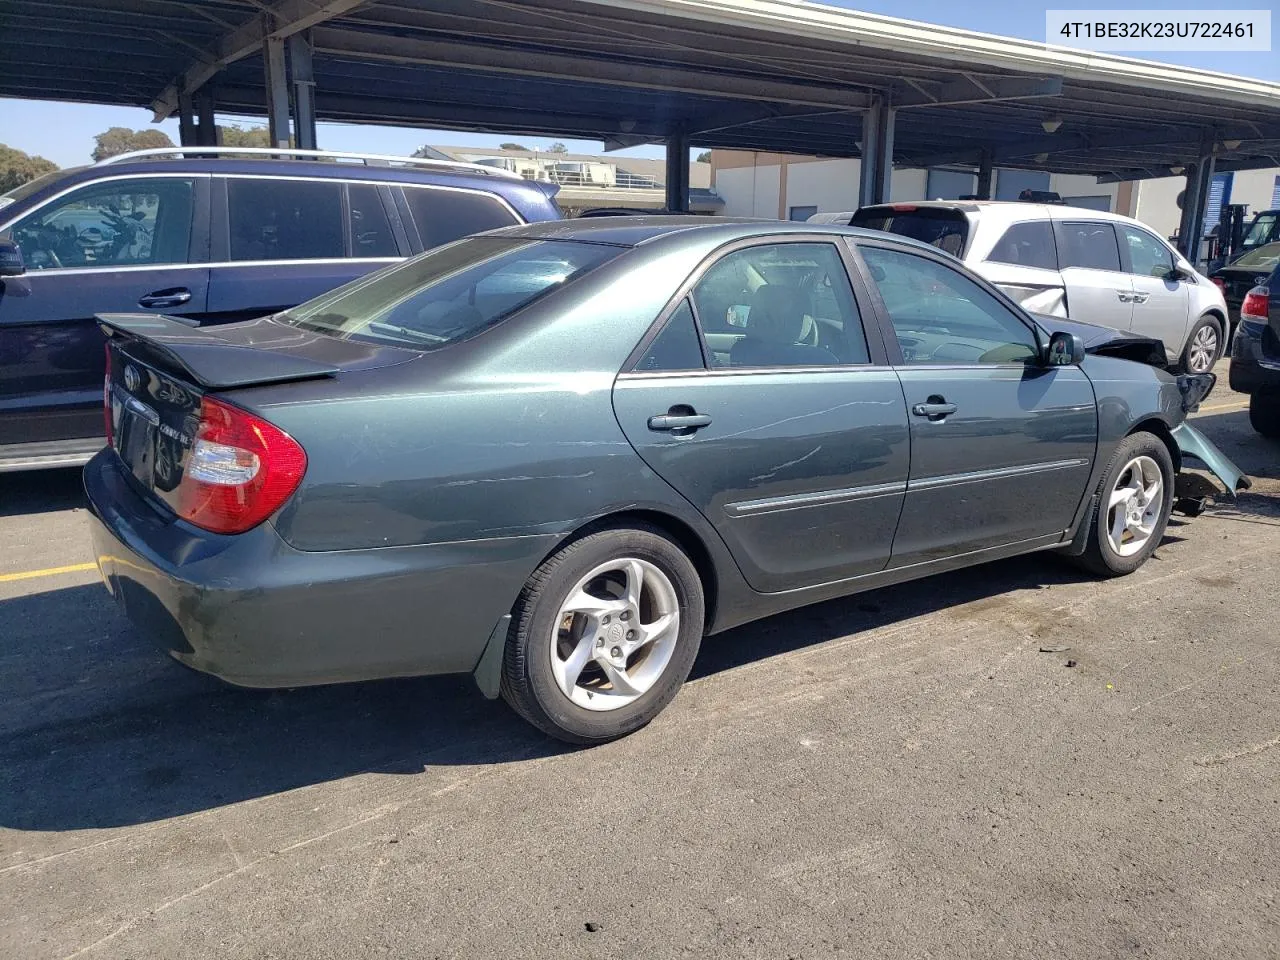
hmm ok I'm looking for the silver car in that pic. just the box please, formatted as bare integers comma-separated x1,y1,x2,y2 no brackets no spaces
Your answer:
850,201,1231,373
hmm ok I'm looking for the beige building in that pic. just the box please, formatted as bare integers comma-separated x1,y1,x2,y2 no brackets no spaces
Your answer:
710,150,1280,246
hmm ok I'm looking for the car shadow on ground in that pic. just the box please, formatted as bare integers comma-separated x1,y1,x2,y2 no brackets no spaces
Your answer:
3,549,1106,834
0,467,86,518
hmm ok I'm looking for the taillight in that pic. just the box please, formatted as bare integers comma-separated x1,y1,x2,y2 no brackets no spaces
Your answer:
1211,277,1226,294
176,396,306,535
1241,285,1271,321
103,342,113,446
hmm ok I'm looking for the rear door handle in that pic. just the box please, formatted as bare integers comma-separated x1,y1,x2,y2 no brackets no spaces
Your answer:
1116,291,1134,302
911,399,957,421
138,288,192,309
648,413,712,432
1130,292,1149,304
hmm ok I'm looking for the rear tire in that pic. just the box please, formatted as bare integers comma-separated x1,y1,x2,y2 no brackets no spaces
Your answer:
1181,314,1223,373
1250,391,1280,439
500,525,704,744
1070,431,1175,577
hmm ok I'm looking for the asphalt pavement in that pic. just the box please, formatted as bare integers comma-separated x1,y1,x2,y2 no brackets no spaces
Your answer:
2,378,1278,960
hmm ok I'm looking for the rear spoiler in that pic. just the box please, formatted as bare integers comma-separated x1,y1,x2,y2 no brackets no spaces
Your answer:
97,313,338,390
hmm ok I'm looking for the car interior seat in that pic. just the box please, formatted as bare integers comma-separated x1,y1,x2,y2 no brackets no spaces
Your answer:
729,284,837,367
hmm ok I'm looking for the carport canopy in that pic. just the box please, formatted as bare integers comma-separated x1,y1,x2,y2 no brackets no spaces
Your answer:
5,0,1280,251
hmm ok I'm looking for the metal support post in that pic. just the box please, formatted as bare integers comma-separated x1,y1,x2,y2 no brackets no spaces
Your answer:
288,31,317,151
857,95,895,207
263,20,291,149
665,127,690,213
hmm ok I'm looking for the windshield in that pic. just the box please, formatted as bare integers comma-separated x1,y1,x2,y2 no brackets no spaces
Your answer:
850,207,970,257
0,167,80,217
280,236,623,349
1243,213,1278,248
1230,242,1280,271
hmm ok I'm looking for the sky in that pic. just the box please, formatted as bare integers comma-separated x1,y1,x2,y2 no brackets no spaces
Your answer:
1,0,1277,169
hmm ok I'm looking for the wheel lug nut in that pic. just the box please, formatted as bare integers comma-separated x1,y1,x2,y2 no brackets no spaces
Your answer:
626,630,635,641
596,638,604,648
601,614,610,624
620,610,630,621
610,646,622,658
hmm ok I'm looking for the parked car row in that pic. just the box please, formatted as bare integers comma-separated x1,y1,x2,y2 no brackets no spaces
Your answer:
1216,242,1280,436
0,147,562,472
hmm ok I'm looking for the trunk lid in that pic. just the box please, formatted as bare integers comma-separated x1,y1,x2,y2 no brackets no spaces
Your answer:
100,313,413,511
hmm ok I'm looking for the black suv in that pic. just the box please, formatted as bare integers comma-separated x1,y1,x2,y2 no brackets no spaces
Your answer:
0,148,561,472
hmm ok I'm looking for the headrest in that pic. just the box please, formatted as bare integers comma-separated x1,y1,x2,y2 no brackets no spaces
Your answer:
747,285,808,343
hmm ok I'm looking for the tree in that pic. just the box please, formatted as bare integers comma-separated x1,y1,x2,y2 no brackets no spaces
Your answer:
695,150,712,164
91,127,174,162
547,142,568,154
217,124,272,148
499,142,529,151
0,144,58,193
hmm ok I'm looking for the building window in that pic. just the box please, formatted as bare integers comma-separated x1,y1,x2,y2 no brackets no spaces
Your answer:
788,205,818,222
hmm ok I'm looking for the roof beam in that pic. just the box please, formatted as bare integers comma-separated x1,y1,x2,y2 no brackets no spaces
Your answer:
150,0,365,120
905,123,1267,168
309,26,878,111
895,75,1063,108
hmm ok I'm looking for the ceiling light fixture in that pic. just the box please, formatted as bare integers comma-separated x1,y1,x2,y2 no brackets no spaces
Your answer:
1223,139,1242,150
1041,116,1063,134
1170,165,1185,175
1034,152,1049,163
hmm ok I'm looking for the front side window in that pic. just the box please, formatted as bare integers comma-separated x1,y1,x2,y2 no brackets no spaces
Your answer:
1057,221,1122,272
690,242,869,368
1119,225,1175,278
228,178,343,261
986,221,1057,271
9,177,194,270
859,245,1039,365
280,237,621,350
403,187,519,251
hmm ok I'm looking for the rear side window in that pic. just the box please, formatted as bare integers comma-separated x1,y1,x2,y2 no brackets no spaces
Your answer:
635,299,705,372
1057,221,1122,272
986,221,1057,270
228,178,343,261
850,207,969,257
403,187,519,251
347,183,397,258
280,237,621,349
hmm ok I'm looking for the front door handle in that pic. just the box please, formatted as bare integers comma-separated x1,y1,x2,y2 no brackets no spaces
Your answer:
911,396,958,421
648,410,712,433
1130,292,1149,304
138,287,192,309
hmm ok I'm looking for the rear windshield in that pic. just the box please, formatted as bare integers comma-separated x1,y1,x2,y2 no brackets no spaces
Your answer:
850,207,969,257
279,237,622,349
1231,242,1280,271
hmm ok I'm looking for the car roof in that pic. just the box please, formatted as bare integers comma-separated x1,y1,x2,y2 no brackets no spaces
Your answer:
859,199,1152,228
0,156,555,219
501,215,943,252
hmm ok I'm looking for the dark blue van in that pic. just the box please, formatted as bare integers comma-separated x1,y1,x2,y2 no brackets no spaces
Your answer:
0,148,561,472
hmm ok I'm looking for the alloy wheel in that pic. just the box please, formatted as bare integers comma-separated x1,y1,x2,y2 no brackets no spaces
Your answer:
1106,455,1164,557
549,557,681,711
1187,324,1219,373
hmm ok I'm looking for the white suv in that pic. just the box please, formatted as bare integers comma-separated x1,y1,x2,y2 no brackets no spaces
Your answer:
848,202,1230,373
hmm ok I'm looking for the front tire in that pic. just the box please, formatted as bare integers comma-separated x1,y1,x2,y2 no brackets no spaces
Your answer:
1250,391,1280,439
500,525,705,744
1181,314,1223,373
1071,431,1175,577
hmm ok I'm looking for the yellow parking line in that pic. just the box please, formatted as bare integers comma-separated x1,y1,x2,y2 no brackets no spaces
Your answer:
1198,400,1249,413
0,562,97,584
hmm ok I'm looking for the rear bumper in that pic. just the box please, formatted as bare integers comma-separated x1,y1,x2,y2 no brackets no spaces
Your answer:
84,450,555,688
1229,320,1280,395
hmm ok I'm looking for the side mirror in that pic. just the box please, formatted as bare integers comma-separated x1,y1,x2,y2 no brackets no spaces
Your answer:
0,240,24,278
1165,266,1191,283
1046,331,1085,366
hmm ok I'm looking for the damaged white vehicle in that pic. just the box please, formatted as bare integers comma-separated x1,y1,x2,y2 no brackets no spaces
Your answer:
851,201,1231,375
